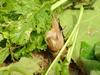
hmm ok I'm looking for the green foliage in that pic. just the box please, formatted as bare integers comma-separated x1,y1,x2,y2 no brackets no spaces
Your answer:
79,42,100,74
0,0,100,75
94,42,100,61
47,60,69,75
72,0,100,61
59,11,76,40
0,48,10,64
0,0,52,59
0,34,3,41
52,0,100,75
0,57,42,75
90,70,100,75
80,58,100,74
80,42,95,59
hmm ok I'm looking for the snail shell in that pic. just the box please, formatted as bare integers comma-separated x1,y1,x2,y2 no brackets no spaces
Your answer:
45,16,64,56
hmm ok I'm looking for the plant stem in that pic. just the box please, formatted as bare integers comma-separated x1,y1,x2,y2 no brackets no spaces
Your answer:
45,5,84,75
66,5,84,63
51,0,68,11
66,27,79,64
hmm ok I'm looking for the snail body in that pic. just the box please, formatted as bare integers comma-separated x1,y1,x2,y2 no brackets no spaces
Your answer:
45,16,64,56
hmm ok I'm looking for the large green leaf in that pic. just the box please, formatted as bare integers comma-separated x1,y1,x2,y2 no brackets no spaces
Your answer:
72,0,100,61
0,57,42,75
59,10,77,40
57,1,100,75
59,0,100,61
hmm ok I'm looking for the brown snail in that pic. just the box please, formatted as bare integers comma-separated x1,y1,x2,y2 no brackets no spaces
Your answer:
45,16,64,57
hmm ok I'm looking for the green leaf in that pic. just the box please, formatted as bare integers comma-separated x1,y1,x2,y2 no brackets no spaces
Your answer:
94,42,100,61
59,11,76,40
80,42,95,59
49,61,61,75
0,48,9,64
9,20,33,45
71,0,100,61
90,70,100,75
10,57,41,75
0,34,3,42
0,0,38,14
0,0,53,61
61,59,69,75
0,70,9,75
0,57,42,75
48,60,69,75
80,58,100,73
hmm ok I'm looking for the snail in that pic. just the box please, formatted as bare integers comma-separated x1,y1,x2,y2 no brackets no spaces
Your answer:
45,16,64,57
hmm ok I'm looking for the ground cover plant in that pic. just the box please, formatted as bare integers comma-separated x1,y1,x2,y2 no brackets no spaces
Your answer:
0,0,100,75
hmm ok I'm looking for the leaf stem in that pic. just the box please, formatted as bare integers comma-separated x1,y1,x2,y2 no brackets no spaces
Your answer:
66,5,84,64
66,27,79,64
45,6,84,75
51,0,68,11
